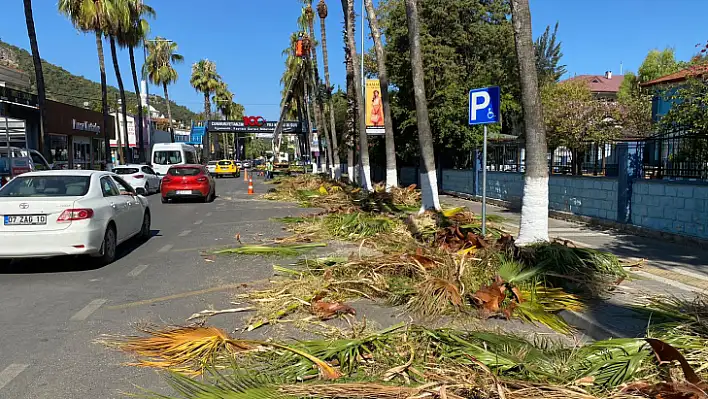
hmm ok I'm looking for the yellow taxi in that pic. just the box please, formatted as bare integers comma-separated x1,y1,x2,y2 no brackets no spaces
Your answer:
214,160,240,178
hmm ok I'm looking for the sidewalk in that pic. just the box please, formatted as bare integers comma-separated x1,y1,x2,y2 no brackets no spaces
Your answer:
441,194,708,340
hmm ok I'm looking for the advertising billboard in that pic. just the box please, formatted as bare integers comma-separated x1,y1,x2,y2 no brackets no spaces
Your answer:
365,79,385,136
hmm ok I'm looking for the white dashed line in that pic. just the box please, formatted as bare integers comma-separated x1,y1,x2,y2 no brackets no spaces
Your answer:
158,244,174,253
178,230,191,237
127,264,149,277
70,299,107,321
205,212,213,217
194,220,203,225
0,364,28,390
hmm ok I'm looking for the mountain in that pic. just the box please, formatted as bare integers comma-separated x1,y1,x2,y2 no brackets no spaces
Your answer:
0,40,198,124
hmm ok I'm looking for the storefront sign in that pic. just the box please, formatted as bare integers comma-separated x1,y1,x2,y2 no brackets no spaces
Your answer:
243,116,267,127
0,87,38,108
72,119,101,134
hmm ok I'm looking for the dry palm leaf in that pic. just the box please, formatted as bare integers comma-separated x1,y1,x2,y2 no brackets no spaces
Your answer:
312,300,356,320
471,276,507,316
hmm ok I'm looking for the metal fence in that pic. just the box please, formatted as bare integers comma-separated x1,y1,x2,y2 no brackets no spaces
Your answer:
638,132,708,180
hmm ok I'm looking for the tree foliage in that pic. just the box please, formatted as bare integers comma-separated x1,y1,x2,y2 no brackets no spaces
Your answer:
379,0,521,168
534,22,566,85
638,48,681,83
542,80,621,150
658,78,708,133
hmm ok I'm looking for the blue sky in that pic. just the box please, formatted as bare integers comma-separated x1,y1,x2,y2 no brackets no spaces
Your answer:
1,0,707,120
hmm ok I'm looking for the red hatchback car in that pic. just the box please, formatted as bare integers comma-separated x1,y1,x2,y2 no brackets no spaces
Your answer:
161,164,216,203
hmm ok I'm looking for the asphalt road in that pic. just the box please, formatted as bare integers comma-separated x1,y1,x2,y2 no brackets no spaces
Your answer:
0,175,307,398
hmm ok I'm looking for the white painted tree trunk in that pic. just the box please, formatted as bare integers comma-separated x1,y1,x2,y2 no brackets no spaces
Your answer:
386,168,398,191
419,169,441,213
515,176,549,244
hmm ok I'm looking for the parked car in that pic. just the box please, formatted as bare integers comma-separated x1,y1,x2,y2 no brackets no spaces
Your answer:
0,170,151,265
214,160,240,178
207,160,218,176
160,164,215,203
112,164,161,195
241,161,251,168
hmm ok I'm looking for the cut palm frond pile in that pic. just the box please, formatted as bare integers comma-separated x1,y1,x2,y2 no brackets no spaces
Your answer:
114,324,708,399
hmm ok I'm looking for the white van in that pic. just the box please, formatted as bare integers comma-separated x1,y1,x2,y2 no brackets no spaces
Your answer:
150,143,198,176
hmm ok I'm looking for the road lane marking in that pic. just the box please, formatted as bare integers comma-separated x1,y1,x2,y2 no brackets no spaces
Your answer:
158,244,174,253
105,280,268,310
178,230,191,237
70,299,107,321
128,264,149,277
0,364,28,390
206,212,213,217
194,220,203,225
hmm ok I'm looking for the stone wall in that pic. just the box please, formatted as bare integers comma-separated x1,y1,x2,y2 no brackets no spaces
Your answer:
631,180,708,239
549,176,618,221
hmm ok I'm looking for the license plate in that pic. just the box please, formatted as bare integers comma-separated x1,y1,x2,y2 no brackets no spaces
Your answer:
4,214,47,225
176,190,192,195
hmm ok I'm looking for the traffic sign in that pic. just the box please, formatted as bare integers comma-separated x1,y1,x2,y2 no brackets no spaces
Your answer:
469,86,500,125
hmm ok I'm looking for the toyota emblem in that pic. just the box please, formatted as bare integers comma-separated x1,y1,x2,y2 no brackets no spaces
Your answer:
19,203,29,209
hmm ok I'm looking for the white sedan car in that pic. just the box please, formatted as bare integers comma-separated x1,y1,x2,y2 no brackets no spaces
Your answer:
0,170,151,265
207,160,218,176
113,164,161,195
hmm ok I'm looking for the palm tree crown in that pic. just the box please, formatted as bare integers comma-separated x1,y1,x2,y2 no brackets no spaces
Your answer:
190,59,221,117
144,37,183,87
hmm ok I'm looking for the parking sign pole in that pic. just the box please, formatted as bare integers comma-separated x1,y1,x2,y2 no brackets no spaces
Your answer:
482,124,487,236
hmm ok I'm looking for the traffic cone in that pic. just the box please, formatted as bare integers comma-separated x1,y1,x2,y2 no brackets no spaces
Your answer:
248,176,254,195
243,168,248,181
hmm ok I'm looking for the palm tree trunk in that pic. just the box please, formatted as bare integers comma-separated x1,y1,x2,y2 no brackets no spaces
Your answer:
511,0,549,245
318,14,341,179
128,47,145,162
96,33,112,170
163,83,175,143
364,0,397,189
405,0,440,211
307,18,332,175
23,0,51,163
204,93,218,157
343,15,357,184
109,37,130,164
303,75,318,174
343,0,372,190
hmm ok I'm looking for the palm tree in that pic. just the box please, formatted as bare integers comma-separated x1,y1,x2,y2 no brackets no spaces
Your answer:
342,0,372,191
213,81,234,156
511,0,549,244
58,0,114,169
404,0,440,211
316,0,341,179
364,0,397,189
23,0,51,163
190,59,221,157
342,9,356,183
144,37,183,143
104,1,132,164
118,0,155,163
304,1,331,174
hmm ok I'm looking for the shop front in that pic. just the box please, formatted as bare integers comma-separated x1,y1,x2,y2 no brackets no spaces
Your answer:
45,101,115,170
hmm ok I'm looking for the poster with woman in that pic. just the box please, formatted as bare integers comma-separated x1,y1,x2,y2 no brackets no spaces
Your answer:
365,79,385,135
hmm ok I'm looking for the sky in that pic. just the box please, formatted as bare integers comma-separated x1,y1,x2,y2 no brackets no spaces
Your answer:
2,0,707,121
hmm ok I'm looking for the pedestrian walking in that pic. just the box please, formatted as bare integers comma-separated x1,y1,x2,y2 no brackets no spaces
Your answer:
266,160,274,180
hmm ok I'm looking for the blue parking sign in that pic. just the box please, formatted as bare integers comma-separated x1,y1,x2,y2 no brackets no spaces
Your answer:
469,86,500,125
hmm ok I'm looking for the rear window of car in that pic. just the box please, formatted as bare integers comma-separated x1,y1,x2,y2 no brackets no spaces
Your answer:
0,175,91,197
168,167,201,176
218,161,232,166
114,167,139,175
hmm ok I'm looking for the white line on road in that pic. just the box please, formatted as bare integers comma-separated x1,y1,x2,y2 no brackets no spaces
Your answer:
206,212,213,217
0,364,28,390
194,220,203,225
127,264,149,277
178,230,192,237
158,244,174,253
70,299,107,321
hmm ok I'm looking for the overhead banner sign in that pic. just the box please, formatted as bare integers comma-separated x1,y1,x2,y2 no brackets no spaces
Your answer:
365,79,385,136
207,120,301,134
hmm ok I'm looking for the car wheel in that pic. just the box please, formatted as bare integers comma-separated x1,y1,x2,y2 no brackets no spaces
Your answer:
95,226,117,266
137,187,147,195
144,183,150,195
161,196,169,204
140,210,151,240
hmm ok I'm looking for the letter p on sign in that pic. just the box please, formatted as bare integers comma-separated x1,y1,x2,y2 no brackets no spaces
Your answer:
468,86,500,125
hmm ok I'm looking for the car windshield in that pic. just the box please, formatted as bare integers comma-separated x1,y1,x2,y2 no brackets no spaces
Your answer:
168,167,201,176
153,151,182,165
114,167,139,175
218,161,232,166
0,175,90,197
